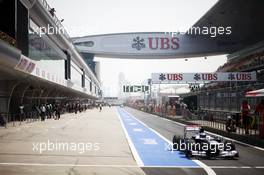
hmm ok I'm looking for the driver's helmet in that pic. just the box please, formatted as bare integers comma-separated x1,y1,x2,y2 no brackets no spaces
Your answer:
215,137,222,142
199,128,205,133
199,128,206,139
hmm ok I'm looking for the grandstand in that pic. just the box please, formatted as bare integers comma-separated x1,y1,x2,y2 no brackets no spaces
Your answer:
196,41,264,120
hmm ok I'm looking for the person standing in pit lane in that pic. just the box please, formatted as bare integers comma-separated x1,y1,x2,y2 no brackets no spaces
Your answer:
226,115,236,133
99,103,102,112
74,103,78,114
256,100,264,138
55,104,61,120
241,100,251,135
19,104,25,121
0,113,6,127
40,104,46,121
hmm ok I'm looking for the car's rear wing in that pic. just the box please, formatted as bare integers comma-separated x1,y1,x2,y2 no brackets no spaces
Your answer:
185,125,201,131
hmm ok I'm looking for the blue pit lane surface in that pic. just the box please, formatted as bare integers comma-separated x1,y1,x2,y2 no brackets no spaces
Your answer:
116,107,199,167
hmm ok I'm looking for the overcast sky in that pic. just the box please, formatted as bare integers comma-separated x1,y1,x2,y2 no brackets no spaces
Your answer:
47,0,226,96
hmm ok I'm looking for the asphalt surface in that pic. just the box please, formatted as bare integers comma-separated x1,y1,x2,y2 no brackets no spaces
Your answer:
0,108,146,175
125,107,264,175
117,107,207,175
1,107,263,175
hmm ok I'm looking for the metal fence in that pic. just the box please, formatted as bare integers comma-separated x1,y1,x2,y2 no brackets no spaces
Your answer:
182,109,261,137
129,104,262,139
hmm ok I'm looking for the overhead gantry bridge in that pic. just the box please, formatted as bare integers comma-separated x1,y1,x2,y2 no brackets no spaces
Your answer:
73,0,264,60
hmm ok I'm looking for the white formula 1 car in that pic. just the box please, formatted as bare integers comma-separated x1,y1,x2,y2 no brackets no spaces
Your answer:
172,125,239,159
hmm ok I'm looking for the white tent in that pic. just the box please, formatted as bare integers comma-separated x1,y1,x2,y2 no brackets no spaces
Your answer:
245,88,264,97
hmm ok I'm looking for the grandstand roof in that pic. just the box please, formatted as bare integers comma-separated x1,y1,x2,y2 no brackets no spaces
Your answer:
192,0,264,52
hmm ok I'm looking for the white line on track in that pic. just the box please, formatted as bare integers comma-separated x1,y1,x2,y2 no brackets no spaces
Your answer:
0,163,263,169
0,163,138,168
116,109,144,166
210,166,264,169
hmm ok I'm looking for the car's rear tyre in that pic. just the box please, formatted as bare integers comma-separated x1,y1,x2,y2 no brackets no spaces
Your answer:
172,135,181,150
185,150,192,158
224,140,236,151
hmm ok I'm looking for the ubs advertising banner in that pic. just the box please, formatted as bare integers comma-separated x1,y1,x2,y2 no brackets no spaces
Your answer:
151,72,257,84
73,32,238,59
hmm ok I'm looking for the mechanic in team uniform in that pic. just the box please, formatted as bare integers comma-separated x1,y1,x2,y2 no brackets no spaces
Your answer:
226,116,236,133
256,100,264,138
241,100,251,135
99,104,102,112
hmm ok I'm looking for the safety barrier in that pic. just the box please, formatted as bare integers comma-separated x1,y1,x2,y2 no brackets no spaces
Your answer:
145,104,261,137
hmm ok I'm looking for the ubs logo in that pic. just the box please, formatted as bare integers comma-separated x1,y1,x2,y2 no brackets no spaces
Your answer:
132,37,146,50
228,73,235,80
132,36,180,51
194,73,218,81
159,73,166,81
